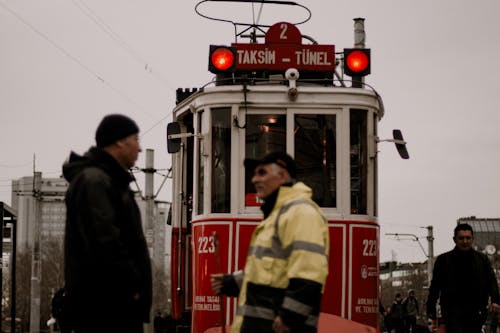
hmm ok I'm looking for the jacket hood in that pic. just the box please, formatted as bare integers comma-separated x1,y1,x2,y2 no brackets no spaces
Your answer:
62,147,134,183
62,151,90,182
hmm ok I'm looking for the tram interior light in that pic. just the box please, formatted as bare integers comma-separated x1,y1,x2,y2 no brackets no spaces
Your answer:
343,48,371,77
209,45,236,73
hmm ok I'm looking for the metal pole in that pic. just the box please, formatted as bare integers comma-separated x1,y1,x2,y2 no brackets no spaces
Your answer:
145,149,155,255
427,226,434,285
144,149,156,333
177,143,185,296
30,171,42,333
11,216,17,333
354,18,366,48
352,18,366,88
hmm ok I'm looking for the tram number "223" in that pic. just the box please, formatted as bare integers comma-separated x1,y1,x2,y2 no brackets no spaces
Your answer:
198,236,216,254
362,239,377,257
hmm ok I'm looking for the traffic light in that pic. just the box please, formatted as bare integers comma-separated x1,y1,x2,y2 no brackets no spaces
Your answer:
343,48,371,77
208,45,236,73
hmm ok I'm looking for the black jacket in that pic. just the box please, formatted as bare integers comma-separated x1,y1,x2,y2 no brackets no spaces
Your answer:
63,147,152,326
427,247,499,320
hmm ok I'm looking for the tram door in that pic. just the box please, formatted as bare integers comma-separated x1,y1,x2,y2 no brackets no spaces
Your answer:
170,112,194,324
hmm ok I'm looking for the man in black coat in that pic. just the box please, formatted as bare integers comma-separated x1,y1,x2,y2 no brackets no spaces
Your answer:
427,223,500,333
63,114,152,333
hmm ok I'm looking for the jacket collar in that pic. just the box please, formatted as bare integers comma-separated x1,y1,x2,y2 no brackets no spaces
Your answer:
260,182,313,218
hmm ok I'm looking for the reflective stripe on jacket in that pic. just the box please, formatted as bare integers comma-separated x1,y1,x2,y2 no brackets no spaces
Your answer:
231,182,329,333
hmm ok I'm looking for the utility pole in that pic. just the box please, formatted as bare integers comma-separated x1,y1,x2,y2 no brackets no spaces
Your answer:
144,149,155,256
426,225,434,285
138,149,172,333
30,169,42,333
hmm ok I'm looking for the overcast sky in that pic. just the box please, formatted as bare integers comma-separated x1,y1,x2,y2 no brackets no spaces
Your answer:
1,0,500,263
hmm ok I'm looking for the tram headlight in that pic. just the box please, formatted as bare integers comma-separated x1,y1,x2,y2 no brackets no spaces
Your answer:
209,45,236,73
343,48,371,77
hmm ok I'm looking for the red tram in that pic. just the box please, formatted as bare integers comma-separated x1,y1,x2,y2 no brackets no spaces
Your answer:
167,3,407,332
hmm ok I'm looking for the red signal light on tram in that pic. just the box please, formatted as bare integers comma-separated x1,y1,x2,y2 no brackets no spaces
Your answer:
209,45,236,73
343,48,371,77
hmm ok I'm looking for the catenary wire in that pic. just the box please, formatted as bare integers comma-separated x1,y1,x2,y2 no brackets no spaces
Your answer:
71,0,175,90
0,1,164,122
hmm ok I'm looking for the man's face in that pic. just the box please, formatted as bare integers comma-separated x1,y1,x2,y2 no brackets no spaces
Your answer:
120,134,142,169
453,230,474,251
251,163,288,200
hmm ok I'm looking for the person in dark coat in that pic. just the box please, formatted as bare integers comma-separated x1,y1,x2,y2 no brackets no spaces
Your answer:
390,293,405,333
63,114,152,333
154,311,164,333
402,289,419,333
426,223,500,333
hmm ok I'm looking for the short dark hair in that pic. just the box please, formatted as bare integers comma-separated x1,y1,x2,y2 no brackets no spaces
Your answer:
454,223,473,237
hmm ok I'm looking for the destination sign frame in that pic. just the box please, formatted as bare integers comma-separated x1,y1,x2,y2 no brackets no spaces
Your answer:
231,22,335,72
232,43,335,71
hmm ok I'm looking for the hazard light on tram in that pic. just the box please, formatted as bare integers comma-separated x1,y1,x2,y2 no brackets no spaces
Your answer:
209,45,236,73
343,48,371,77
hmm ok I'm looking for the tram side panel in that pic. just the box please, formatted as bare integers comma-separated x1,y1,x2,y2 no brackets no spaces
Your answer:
187,219,379,332
348,223,379,326
191,221,232,333
322,223,347,317
189,219,260,333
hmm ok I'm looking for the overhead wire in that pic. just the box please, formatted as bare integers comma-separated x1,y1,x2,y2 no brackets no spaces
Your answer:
0,1,166,123
0,2,176,199
69,0,176,130
71,0,175,90
255,1,264,26
71,0,177,133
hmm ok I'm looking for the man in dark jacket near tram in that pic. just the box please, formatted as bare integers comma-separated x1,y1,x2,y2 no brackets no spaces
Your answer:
426,223,500,333
211,152,330,333
63,114,152,333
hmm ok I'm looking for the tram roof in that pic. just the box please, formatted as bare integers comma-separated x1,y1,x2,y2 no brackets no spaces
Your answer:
173,84,384,119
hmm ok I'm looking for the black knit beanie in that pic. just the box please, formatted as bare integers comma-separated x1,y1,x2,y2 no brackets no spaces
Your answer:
95,114,139,148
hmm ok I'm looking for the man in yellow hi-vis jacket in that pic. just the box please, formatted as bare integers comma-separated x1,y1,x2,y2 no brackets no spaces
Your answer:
211,152,329,333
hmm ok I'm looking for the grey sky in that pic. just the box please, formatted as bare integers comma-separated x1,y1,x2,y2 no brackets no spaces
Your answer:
1,0,499,263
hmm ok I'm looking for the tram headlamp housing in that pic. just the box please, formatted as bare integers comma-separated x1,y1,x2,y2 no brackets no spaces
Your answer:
209,45,236,73
343,48,371,77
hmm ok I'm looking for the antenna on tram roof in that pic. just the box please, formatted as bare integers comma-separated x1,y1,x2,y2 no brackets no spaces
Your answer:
194,0,312,43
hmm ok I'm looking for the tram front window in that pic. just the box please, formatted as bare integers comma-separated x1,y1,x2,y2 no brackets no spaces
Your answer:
245,114,286,204
294,114,337,207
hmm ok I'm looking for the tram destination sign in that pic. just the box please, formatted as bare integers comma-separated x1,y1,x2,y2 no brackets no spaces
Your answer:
232,22,335,72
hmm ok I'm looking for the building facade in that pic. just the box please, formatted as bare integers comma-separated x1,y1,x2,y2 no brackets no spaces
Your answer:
457,216,500,254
